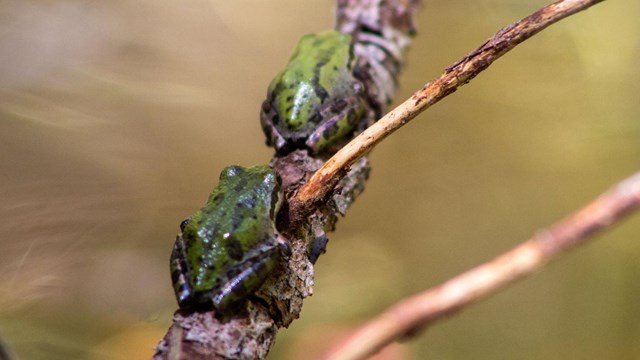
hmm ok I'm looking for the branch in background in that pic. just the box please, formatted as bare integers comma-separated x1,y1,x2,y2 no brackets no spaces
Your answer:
292,0,605,213
322,170,640,360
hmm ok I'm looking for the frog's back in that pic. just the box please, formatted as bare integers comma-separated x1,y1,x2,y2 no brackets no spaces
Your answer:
269,31,354,130
183,165,280,292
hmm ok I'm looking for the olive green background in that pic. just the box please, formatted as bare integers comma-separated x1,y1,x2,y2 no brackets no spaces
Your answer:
1,1,639,359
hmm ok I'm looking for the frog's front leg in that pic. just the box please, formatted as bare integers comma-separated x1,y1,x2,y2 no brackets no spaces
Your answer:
260,101,290,154
170,235,193,308
212,238,290,312
305,95,365,154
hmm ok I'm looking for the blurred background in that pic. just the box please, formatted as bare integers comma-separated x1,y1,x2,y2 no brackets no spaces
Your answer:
1,0,639,359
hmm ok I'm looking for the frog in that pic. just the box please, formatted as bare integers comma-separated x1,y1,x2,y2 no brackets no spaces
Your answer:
260,30,367,155
170,165,290,312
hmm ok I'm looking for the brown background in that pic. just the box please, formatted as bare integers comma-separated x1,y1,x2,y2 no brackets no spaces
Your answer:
1,0,639,359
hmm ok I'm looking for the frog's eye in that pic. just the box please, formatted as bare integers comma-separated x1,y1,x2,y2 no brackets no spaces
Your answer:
180,219,189,232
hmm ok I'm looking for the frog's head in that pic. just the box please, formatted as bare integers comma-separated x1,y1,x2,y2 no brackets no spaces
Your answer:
218,165,283,215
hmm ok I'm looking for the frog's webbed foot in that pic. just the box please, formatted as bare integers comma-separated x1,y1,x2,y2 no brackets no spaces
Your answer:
276,233,292,258
271,133,290,154
307,233,328,264
263,124,289,154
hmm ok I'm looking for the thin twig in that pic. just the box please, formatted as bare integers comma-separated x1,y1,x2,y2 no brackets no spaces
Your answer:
292,0,605,212
321,170,640,360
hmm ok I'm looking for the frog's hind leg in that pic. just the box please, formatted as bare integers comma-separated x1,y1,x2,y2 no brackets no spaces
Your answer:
211,246,282,313
170,236,193,308
305,98,363,154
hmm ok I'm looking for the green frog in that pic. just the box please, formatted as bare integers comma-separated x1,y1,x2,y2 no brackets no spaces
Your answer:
170,165,289,312
261,31,366,155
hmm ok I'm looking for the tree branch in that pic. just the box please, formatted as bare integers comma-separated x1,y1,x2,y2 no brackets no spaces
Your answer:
322,170,640,360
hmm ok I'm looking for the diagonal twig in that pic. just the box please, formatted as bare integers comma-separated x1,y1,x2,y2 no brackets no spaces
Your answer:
292,0,605,215
322,170,640,360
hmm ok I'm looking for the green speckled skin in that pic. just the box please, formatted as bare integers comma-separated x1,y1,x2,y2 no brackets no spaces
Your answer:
170,165,288,312
261,31,366,154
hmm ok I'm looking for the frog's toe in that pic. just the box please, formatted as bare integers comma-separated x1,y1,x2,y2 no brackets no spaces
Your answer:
274,137,291,154
273,235,291,258
308,234,328,264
